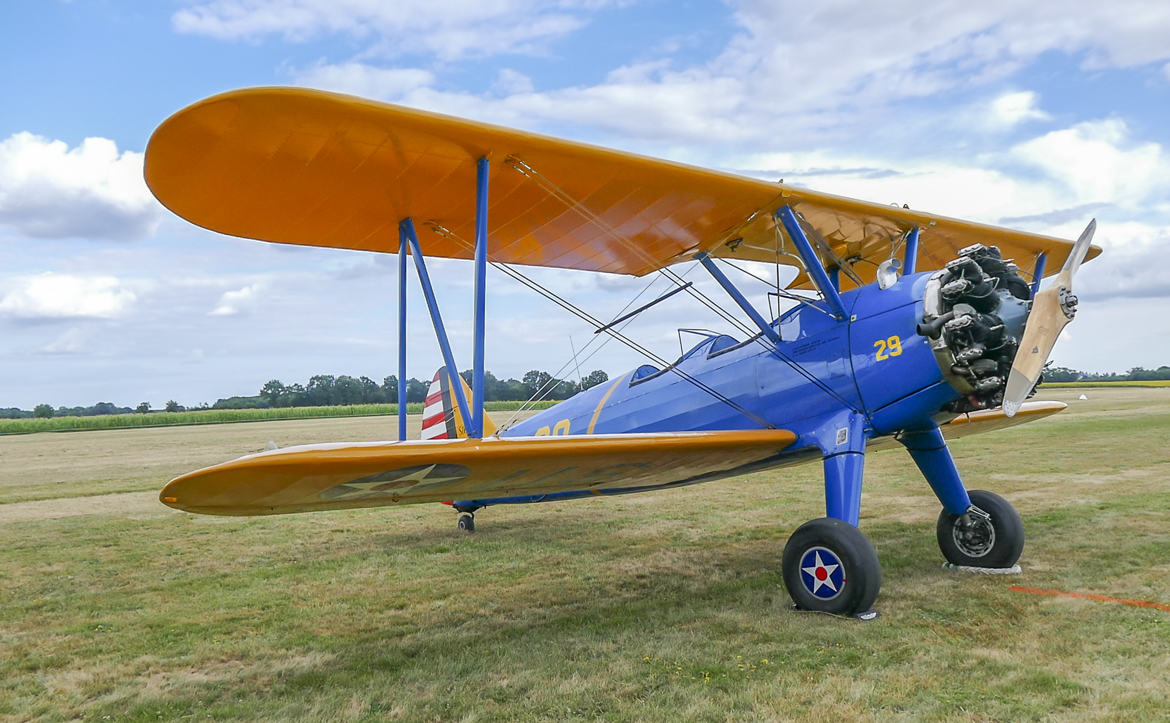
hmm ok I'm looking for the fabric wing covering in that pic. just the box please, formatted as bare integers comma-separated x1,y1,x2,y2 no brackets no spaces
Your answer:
145,87,1099,289
159,430,798,516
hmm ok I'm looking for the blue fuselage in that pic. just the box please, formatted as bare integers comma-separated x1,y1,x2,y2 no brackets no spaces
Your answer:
506,271,956,444
448,272,963,511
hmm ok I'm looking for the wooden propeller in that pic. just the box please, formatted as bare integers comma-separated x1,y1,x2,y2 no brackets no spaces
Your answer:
1003,219,1097,417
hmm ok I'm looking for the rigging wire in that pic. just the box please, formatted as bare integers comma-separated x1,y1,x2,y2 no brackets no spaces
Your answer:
501,158,860,412
423,224,774,430
505,156,763,341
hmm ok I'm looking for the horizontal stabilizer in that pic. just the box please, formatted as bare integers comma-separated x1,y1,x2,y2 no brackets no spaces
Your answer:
160,429,797,516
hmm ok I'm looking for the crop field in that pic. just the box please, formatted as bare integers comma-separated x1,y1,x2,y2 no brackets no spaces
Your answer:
1045,380,1170,388
2,388,1168,721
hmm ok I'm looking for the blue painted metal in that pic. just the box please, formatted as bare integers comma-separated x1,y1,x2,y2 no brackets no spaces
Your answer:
775,205,848,320
1031,252,1047,297
903,227,920,275
828,266,840,292
898,426,972,515
847,276,952,415
443,260,975,524
401,218,473,429
471,157,489,438
594,282,693,334
824,453,865,525
819,411,867,526
695,253,781,344
397,224,409,442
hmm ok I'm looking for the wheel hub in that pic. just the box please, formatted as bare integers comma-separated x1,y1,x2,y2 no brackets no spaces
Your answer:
799,546,846,600
952,507,996,558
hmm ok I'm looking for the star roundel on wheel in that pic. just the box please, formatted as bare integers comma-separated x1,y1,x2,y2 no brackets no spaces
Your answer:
799,546,846,600
320,463,471,500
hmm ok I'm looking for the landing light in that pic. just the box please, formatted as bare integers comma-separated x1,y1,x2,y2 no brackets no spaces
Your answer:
876,257,902,290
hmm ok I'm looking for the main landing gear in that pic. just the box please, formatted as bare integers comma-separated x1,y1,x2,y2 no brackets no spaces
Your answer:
780,420,1024,617
782,518,881,616
456,511,475,532
936,490,1024,567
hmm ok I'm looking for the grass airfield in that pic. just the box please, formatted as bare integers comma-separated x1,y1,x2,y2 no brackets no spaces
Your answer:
2,388,1168,721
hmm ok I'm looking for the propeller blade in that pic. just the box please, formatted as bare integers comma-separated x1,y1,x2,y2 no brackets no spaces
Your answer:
1002,219,1096,417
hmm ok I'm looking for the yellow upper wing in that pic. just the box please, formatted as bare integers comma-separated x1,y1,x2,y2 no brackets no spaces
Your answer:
145,86,1099,284
160,429,797,516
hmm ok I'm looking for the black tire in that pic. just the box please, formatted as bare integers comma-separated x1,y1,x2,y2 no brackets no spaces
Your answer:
782,518,881,616
937,490,1023,567
457,513,475,533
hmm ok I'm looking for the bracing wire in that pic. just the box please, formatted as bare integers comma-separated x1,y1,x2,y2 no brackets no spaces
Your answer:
501,158,861,412
423,223,775,430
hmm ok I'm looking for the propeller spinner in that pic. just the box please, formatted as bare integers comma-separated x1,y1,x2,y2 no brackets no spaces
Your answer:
1002,219,1097,417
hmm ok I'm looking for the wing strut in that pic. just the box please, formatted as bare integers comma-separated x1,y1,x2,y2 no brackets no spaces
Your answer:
471,157,489,438
398,216,409,441
775,206,848,319
401,218,474,431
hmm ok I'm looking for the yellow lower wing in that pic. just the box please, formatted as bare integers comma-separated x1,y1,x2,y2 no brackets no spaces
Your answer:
942,400,1066,439
161,430,797,516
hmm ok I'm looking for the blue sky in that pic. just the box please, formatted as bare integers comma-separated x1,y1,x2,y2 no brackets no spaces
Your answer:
1,0,1169,409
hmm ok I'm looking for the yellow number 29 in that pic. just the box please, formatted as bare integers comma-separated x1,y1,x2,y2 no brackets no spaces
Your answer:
874,335,903,361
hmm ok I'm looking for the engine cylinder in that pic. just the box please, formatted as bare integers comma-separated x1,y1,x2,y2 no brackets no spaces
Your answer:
919,244,1032,412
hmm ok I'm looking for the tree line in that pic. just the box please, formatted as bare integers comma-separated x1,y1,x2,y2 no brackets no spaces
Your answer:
1043,366,1170,382
3,369,610,418
246,369,610,410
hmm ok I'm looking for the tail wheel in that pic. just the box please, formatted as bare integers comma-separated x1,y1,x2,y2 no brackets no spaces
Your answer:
937,490,1023,567
782,518,881,616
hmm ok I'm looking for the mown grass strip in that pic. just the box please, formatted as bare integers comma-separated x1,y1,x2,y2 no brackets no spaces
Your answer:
0,400,559,435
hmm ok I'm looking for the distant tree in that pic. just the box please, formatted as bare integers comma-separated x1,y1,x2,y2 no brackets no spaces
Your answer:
33,403,54,418
1044,366,1082,382
164,400,183,412
522,370,553,398
381,375,398,402
92,402,120,415
136,402,151,414
260,379,286,407
357,376,380,403
285,383,305,406
305,374,336,406
581,370,609,390
406,378,428,403
332,375,358,405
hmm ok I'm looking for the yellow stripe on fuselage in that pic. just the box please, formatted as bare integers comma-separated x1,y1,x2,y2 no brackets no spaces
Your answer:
587,374,629,434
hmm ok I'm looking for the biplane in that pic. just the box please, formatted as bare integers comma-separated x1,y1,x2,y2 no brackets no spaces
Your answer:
146,87,1100,616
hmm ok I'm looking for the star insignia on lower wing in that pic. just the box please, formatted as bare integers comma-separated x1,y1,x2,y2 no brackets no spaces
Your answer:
321,464,470,500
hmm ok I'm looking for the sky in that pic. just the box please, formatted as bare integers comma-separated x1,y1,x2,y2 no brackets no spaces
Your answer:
1,0,1169,410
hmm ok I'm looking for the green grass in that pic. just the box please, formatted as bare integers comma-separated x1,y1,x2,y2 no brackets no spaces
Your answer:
0,400,559,435
1,387,1168,720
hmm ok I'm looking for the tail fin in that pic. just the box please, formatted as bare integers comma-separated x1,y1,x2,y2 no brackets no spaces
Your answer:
420,367,498,440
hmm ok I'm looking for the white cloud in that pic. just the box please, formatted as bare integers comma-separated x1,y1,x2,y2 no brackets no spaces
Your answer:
1010,119,1169,207
491,68,535,96
210,283,263,316
986,91,1050,129
0,273,138,320
294,63,435,99
0,132,161,241
174,0,596,60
